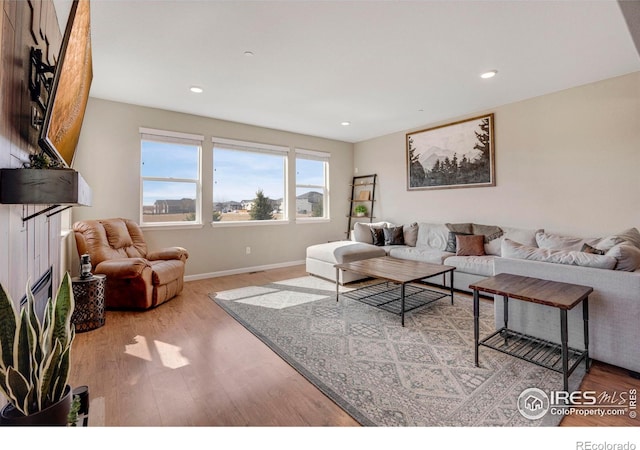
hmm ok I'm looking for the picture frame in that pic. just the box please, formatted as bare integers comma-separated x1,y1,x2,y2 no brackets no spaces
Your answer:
406,113,495,191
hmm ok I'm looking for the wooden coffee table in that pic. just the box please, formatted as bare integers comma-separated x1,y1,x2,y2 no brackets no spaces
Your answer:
335,256,455,326
470,273,592,391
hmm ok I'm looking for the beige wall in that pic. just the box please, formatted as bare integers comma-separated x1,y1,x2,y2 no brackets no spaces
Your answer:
354,71,640,238
71,98,353,278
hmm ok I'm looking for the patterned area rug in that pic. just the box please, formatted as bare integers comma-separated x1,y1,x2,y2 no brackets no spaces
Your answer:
211,276,584,426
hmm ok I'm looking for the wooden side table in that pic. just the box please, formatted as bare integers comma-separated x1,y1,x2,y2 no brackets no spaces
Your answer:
470,273,592,391
71,274,106,332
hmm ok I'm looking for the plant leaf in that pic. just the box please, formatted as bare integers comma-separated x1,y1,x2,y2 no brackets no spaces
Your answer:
0,282,17,370
5,366,32,416
51,273,74,350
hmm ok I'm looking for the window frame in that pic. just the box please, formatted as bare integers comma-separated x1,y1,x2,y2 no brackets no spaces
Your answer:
212,137,290,226
139,127,203,229
295,148,330,223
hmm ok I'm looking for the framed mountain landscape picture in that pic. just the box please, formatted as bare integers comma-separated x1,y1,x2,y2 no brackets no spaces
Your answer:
406,113,495,191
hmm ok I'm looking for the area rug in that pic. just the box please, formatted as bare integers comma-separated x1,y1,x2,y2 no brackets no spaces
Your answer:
211,276,584,426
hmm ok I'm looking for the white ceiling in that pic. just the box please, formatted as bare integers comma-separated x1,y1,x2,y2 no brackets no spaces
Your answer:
56,0,640,143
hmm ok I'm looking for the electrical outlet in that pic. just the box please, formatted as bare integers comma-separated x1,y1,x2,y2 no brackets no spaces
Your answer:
245,246,251,255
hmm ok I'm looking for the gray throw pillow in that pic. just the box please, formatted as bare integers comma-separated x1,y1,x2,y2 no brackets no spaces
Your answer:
446,223,473,234
472,224,504,243
383,226,404,246
370,227,385,246
403,222,418,247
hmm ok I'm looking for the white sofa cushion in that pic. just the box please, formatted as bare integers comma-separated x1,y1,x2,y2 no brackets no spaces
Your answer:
444,255,496,277
606,243,640,271
501,238,617,269
306,241,386,264
535,231,599,251
415,223,450,250
482,226,542,255
388,246,453,265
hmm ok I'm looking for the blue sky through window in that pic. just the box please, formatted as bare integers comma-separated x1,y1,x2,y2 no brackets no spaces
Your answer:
213,148,285,203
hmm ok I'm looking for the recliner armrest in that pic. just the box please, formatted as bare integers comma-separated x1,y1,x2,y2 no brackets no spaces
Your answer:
95,258,152,278
147,247,189,262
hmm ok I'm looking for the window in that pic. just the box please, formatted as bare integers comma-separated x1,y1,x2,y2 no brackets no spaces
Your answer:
295,149,330,221
213,138,288,224
140,128,203,226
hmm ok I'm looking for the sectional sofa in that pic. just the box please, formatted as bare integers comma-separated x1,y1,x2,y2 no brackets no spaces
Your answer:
305,221,640,373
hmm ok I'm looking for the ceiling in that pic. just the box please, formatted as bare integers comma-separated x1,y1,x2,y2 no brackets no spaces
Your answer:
55,0,640,143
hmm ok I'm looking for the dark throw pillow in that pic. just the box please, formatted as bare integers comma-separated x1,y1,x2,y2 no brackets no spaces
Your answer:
581,243,606,255
370,227,385,246
383,226,405,246
445,231,471,253
456,234,486,256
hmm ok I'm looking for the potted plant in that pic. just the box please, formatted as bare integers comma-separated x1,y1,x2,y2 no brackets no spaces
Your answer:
354,204,368,217
0,272,75,426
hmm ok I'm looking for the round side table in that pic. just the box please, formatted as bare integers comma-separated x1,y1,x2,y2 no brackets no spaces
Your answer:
71,274,106,332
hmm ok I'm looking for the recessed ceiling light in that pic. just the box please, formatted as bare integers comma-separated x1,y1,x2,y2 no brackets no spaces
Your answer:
190,86,203,93
341,121,351,126
244,51,255,57
480,70,498,79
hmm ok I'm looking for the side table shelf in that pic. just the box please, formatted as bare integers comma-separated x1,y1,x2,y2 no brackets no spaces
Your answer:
71,275,106,332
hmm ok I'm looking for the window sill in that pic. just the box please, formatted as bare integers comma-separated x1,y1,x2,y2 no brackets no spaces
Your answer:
295,218,330,224
211,220,290,228
141,222,204,231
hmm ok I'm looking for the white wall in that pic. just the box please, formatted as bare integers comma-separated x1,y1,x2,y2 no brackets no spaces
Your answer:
354,72,640,238
71,98,354,278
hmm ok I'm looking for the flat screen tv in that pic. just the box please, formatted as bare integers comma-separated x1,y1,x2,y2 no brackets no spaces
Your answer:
38,0,93,168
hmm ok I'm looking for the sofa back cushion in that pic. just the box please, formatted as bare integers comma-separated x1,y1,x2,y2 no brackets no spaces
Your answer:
482,226,542,256
606,243,640,271
415,223,451,250
501,238,617,269
535,231,600,251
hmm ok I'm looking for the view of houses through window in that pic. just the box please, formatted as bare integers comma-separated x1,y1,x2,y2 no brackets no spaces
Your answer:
140,128,202,225
213,139,288,222
295,149,329,220
140,131,330,225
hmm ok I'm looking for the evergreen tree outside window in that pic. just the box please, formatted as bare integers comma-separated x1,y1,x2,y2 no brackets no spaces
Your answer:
295,149,330,221
140,128,203,226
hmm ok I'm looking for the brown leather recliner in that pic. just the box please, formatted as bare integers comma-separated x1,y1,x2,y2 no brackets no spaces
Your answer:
73,218,189,310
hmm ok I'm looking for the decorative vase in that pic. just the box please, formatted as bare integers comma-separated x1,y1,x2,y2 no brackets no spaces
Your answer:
0,385,72,426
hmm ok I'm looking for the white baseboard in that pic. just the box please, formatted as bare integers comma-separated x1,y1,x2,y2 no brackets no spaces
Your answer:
184,259,305,282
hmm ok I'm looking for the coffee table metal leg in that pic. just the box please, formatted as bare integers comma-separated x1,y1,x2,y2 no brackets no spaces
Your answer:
583,297,590,373
450,270,454,305
473,288,480,367
401,283,406,327
503,295,509,346
335,267,340,302
561,309,569,392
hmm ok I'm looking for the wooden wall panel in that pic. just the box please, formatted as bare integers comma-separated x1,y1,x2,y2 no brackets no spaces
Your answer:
0,0,63,302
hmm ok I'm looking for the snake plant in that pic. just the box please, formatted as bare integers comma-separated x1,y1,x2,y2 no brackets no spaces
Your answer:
0,272,75,416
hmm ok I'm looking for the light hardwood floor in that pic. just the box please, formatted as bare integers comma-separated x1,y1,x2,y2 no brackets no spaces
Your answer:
68,265,638,427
